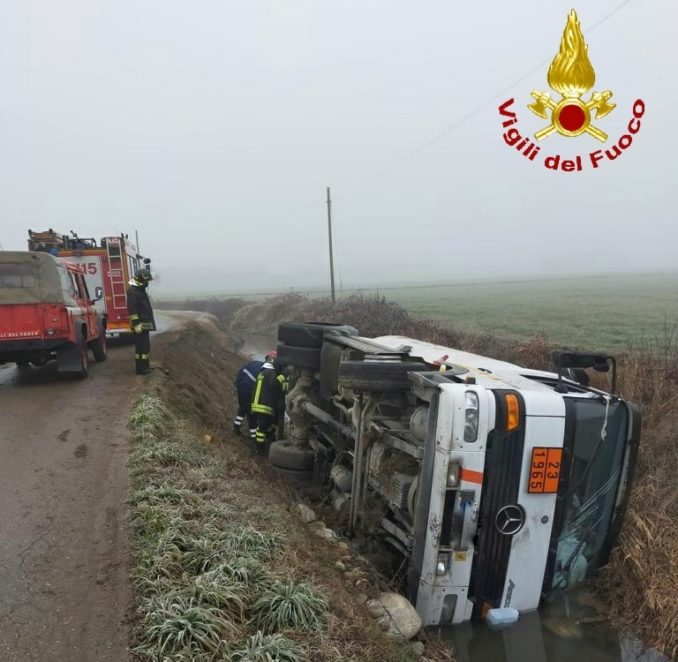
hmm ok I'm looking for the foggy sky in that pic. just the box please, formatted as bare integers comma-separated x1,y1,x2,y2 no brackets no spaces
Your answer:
0,1,675,296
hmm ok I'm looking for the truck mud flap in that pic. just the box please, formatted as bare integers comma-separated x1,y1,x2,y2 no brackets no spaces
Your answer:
56,343,82,373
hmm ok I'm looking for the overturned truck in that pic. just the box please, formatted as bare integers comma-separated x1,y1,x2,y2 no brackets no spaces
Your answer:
269,322,640,626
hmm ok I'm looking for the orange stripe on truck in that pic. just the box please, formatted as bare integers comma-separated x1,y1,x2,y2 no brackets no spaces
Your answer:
460,468,484,485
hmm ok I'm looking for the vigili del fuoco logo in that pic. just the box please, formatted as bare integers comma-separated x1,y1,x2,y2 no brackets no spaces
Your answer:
498,9,645,172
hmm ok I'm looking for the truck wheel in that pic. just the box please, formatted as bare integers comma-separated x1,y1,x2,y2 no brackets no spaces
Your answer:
269,440,315,471
76,341,89,379
277,343,321,370
338,360,429,392
91,334,107,362
278,322,358,348
272,466,314,483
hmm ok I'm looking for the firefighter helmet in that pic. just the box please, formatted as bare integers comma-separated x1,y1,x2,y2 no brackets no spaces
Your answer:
265,350,277,361
135,268,153,284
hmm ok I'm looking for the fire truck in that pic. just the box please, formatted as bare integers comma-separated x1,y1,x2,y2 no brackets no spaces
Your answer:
270,322,641,626
27,229,152,335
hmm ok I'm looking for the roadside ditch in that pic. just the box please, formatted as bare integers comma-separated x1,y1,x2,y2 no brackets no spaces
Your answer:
156,293,678,659
127,316,454,661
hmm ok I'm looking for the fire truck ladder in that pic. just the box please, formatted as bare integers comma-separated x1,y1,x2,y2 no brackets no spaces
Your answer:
106,239,128,318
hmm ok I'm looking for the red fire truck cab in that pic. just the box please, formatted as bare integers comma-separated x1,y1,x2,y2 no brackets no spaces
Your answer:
27,229,152,335
0,251,107,377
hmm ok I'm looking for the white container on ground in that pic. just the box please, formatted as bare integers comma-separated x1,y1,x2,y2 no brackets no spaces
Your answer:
487,607,520,628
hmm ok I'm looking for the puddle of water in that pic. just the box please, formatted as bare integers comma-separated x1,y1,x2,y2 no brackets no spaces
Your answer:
439,590,668,662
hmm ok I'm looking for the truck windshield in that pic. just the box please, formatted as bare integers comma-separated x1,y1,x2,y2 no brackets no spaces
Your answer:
551,398,628,590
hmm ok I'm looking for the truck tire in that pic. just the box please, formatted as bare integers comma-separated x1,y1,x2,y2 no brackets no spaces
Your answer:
338,360,428,392
91,334,107,362
277,342,321,370
278,322,358,349
272,466,314,483
269,440,315,471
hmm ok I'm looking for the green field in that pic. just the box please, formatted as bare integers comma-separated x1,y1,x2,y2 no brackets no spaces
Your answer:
367,274,678,351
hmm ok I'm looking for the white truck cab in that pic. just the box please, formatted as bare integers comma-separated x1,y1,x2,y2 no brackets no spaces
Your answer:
270,323,640,626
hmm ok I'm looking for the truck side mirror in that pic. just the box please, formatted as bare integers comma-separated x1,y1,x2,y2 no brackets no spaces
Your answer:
94,286,104,301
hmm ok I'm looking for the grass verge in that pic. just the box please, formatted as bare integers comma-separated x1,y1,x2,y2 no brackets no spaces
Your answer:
128,394,323,661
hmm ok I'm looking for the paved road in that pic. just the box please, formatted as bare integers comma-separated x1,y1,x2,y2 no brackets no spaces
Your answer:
0,314,180,661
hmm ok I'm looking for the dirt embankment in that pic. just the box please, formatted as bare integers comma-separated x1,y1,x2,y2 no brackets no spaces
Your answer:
130,317,452,661
178,293,678,659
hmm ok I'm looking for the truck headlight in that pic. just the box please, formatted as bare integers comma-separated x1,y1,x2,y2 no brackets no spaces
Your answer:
464,391,479,443
436,552,450,576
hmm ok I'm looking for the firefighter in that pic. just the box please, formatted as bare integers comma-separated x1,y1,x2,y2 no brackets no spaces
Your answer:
250,353,287,454
126,268,156,375
233,356,264,440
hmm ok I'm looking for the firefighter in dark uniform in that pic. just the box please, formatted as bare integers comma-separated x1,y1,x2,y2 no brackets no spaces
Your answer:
250,354,287,454
233,356,265,440
126,268,155,374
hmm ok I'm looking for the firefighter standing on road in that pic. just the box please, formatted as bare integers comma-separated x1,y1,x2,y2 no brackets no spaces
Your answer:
250,353,287,454
233,357,264,441
126,268,156,375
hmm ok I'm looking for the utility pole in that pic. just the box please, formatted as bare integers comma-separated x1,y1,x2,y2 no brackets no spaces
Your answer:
326,186,336,303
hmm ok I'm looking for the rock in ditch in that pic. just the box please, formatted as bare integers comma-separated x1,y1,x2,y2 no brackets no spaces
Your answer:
377,614,391,631
366,599,386,619
295,503,317,524
312,525,338,543
408,641,425,657
378,592,422,641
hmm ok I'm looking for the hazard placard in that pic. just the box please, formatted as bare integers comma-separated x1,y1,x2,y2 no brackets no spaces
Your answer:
528,447,563,494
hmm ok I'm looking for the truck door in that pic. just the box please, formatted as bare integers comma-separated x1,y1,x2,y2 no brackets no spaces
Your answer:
410,382,496,626
65,255,106,315
72,272,98,340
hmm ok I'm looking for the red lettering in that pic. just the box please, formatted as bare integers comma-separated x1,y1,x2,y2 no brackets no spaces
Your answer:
605,145,623,160
619,134,633,149
590,150,604,168
503,128,522,146
544,154,560,170
498,98,517,120
633,99,645,119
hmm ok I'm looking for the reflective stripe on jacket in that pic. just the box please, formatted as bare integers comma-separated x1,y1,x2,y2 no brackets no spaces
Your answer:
235,360,264,397
127,284,156,331
251,363,287,416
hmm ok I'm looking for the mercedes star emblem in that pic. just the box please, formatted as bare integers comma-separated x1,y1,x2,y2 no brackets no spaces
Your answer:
495,505,526,536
